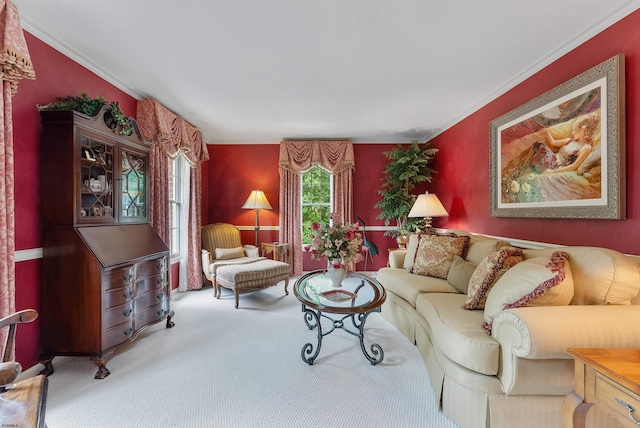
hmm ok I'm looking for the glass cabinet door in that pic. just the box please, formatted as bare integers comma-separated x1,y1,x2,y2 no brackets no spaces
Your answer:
120,148,147,221
79,134,115,222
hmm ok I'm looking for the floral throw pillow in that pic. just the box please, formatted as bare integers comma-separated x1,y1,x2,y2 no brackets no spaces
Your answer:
411,233,471,279
462,247,524,310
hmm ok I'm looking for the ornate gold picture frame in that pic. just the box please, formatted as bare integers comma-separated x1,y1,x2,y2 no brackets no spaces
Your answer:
490,54,625,219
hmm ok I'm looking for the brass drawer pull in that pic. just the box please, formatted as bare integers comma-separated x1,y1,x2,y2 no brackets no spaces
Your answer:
123,290,132,299
615,398,640,426
123,308,133,317
123,327,133,336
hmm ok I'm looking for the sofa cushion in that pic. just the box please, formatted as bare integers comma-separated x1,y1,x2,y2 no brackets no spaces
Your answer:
463,247,524,310
416,293,500,375
403,233,421,271
523,247,640,305
482,251,574,333
445,229,512,265
376,267,458,308
447,256,477,294
412,233,471,279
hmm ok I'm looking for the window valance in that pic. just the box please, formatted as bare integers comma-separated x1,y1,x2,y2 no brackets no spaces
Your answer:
279,139,354,174
136,99,209,165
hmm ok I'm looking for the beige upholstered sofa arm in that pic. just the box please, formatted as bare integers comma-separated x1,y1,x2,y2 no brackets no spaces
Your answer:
492,305,640,360
388,249,407,268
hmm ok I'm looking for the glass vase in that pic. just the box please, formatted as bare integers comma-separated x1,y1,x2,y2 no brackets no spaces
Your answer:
326,260,347,288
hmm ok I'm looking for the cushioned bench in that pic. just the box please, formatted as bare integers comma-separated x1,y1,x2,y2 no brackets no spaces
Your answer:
215,259,290,308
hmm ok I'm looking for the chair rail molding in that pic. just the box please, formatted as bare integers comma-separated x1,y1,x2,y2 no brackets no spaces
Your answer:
16,248,43,262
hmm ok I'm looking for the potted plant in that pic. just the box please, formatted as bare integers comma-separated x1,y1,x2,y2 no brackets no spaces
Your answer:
37,92,134,136
375,140,438,247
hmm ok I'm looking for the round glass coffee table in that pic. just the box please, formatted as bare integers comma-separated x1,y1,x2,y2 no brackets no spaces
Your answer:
293,270,386,365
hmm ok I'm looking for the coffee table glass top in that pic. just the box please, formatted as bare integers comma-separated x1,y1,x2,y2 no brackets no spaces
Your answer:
294,270,386,314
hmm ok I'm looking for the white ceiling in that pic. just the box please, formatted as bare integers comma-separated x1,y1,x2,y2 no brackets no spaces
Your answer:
14,0,640,144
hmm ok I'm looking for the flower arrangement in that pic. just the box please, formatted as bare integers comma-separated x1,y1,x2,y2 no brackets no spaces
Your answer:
309,214,364,267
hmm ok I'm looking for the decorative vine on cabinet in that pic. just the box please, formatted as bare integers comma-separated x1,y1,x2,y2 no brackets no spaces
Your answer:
39,105,175,379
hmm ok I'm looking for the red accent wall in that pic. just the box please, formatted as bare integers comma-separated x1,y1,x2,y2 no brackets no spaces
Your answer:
427,10,640,255
206,143,400,271
12,33,137,367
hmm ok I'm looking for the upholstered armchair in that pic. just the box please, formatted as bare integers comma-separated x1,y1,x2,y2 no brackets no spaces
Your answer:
201,223,261,284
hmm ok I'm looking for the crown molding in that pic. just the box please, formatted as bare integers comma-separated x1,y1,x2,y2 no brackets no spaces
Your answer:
19,12,143,100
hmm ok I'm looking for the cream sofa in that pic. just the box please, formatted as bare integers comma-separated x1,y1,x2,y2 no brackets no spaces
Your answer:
376,230,640,428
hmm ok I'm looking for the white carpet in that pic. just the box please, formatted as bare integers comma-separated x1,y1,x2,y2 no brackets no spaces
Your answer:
44,281,459,427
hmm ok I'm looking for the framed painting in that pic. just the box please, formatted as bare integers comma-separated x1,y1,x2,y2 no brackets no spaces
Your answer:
490,54,625,219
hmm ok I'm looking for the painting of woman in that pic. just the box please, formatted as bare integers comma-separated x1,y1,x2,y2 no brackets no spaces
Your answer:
500,110,602,204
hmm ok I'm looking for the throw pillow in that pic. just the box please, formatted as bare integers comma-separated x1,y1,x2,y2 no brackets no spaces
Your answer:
411,233,471,279
482,251,573,334
447,255,477,294
462,247,524,310
402,233,421,271
215,247,245,260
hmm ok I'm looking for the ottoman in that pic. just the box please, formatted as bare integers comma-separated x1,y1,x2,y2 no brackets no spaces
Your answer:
215,259,290,308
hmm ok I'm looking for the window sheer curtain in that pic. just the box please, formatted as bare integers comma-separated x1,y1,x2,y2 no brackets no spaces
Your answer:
278,140,355,276
137,99,209,290
0,0,35,353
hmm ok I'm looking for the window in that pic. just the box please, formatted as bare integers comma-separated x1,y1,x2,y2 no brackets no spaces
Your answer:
301,166,332,245
168,156,182,257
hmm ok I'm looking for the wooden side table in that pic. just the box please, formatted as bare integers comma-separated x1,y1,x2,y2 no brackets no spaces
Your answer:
565,348,640,428
261,242,290,265
0,374,48,428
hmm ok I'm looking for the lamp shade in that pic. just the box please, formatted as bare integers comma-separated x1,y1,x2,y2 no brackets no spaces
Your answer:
408,192,448,218
242,190,272,210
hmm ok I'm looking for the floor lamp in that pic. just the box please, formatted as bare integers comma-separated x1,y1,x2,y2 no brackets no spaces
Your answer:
408,191,449,232
242,190,272,247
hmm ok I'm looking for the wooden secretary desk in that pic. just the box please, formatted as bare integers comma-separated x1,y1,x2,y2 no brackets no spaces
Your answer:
39,106,174,379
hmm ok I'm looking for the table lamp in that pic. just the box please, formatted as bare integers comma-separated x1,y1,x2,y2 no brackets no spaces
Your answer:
242,189,272,246
408,191,449,231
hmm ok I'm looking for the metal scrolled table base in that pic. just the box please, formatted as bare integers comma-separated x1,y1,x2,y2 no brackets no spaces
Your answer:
300,304,384,365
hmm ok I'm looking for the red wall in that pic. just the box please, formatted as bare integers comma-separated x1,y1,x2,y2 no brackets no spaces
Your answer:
12,33,137,368
428,10,640,255
206,143,406,271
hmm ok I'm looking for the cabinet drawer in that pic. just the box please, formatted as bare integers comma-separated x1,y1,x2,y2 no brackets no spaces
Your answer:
104,302,134,329
134,303,166,330
104,286,133,309
595,373,640,427
104,320,134,350
103,266,134,290
135,288,166,312
136,273,165,294
137,258,166,279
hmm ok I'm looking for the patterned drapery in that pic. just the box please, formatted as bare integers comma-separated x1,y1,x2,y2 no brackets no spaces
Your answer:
136,99,208,290
136,99,209,165
278,140,355,276
0,0,35,355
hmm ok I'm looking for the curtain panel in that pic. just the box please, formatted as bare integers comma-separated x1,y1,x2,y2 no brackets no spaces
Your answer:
0,0,35,356
136,99,208,290
278,140,355,276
